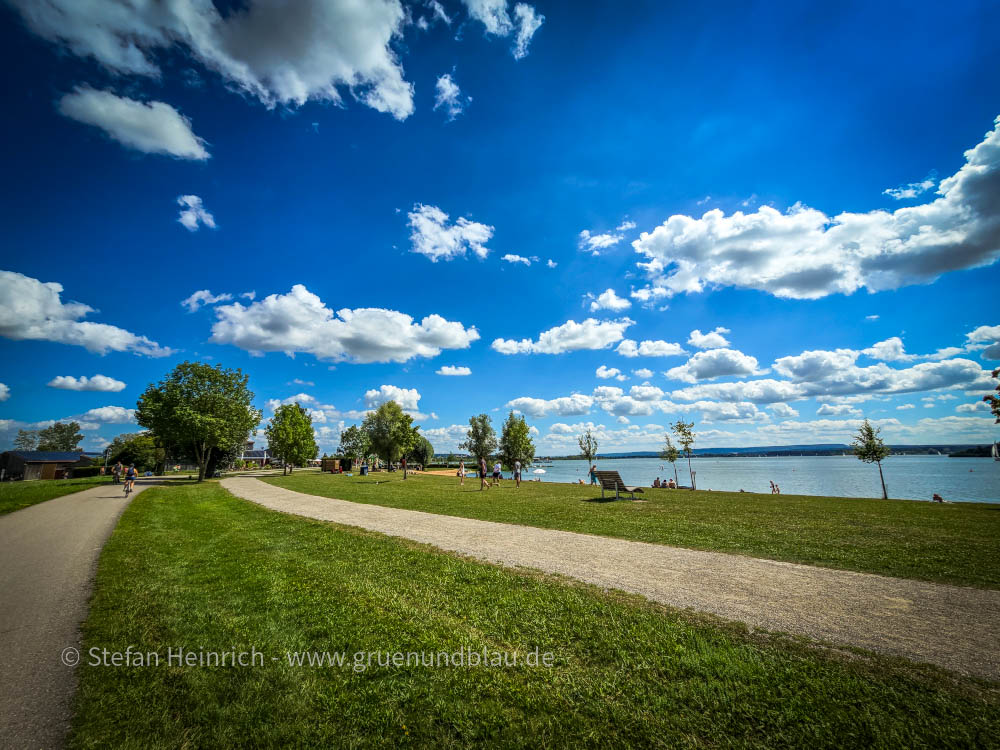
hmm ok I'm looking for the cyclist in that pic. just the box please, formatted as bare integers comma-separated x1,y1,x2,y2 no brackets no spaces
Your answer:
124,464,137,495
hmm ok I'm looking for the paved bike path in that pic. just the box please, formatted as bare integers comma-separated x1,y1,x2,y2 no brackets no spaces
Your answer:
0,480,153,749
224,476,1000,681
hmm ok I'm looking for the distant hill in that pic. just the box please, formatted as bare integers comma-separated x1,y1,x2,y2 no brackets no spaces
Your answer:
535,444,988,459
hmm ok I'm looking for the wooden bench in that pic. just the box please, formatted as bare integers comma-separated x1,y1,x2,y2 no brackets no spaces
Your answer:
594,470,645,500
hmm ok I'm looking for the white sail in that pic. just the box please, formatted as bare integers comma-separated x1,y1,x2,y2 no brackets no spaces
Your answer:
993,441,999,461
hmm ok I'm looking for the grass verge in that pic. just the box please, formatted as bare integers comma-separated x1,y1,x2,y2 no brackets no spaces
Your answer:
71,481,998,748
265,472,1000,588
0,476,113,515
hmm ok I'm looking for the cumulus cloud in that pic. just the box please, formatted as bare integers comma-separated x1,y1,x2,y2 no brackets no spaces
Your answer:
0,270,172,357
769,402,799,418
616,220,637,231
48,375,126,392
631,116,1000,299
58,87,209,159
437,365,471,376
177,195,216,231
816,403,861,417
77,406,136,424
181,289,233,312
365,384,422,413
578,229,624,255
687,327,731,349
209,284,479,363
616,339,685,358
546,259,557,268
502,254,537,266
408,204,494,261
665,349,760,383
883,175,936,200
596,365,626,381
506,394,593,418
671,379,807,405
492,318,633,355
422,423,470,452
633,368,654,379
434,73,469,121
966,324,1000,360
0,383,8,402
588,288,631,312
956,400,991,413
18,0,416,119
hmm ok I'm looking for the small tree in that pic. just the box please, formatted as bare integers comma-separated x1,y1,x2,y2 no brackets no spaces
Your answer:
266,403,319,475
499,411,535,470
36,422,84,452
108,432,158,472
135,362,262,482
671,420,696,488
362,401,418,478
460,414,498,469
409,435,434,467
338,424,371,467
14,429,39,451
852,418,891,500
984,367,1000,423
578,429,598,465
660,434,679,485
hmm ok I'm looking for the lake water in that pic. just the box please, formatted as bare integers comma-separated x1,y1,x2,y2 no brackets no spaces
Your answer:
518,455,999,503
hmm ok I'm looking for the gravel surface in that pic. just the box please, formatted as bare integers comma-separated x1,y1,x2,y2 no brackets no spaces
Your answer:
0,480,152,749
224,476,1000,680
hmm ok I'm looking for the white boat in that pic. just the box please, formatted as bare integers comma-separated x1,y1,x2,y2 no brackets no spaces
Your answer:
993,442,999,461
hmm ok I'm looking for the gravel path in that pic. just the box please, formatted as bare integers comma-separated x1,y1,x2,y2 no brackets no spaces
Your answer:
0,480,153,749
224,477,1000,680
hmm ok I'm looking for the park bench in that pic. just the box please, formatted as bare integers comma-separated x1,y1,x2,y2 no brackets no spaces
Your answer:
594,470,645,500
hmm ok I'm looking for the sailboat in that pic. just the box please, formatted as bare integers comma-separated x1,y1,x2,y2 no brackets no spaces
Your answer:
993,441,999,462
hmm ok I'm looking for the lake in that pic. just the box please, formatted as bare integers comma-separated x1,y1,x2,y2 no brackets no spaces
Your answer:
518,455,1000,503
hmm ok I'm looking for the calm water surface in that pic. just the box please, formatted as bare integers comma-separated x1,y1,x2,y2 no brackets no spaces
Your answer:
521,455,999,503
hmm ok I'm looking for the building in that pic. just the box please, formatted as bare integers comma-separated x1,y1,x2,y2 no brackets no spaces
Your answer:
0,451,92,480
240,441,272,468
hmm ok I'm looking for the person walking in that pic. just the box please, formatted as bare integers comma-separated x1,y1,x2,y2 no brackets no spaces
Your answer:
479,456,489,491
458,460,466,486
514,459,522,488
112,461,123,485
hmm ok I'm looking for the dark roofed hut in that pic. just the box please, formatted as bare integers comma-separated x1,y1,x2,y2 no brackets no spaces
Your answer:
0,451,91,481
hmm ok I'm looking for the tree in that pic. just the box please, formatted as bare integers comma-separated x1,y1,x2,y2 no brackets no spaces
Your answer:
671,420,696,488
108,432,158,472
460,414,497,467
660,434,680,485
36,422,83,452
852,418,891,500
135,362,261,482
14,430,38,451
338,424,371,465
499,411,535,470
984,368,1000,423
266,403,319,475
578,429,598,465
362,401,418,478
408,434,435,467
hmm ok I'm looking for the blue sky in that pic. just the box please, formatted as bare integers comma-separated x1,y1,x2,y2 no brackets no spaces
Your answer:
1,0,998,455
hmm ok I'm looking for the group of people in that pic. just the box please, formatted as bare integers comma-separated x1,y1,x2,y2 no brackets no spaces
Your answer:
769,481,781,494
457,458,525,489
106,461,137,494
652,477,677,488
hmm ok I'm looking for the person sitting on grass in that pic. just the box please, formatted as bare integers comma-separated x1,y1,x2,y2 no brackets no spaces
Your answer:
666,477,676,489
653,478,661,488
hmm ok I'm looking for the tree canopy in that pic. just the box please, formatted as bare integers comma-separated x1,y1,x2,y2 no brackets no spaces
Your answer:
338,424,371,463
852,418,891,500
461,414,497,465
408,434,434,466
660,434,680,484
136,362,261,482
36,421,83,452
499,411,535,469
985,368,1000,423
108,432,159,472
14,429,39,451
266,402,318,474
362,401,418,471
578,429,598,464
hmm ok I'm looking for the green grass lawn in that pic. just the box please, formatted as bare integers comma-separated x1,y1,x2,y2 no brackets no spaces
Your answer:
71,481,998,748
0,476,113,515
265,472,1000,589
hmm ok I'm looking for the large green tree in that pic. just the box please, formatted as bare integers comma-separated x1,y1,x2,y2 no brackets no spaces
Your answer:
852,418,891,500
362,401,418,478
36,421,83,452
14,429,39,451
135,362,261,482
460,414,497,467
499,411,535,469
408,434,435,467
671,420,696,488
338,424,371,465
108,432,159,472
266,403,319,475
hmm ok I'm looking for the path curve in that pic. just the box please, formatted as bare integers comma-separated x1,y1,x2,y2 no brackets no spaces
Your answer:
0,480,155,748
224,476,1000,680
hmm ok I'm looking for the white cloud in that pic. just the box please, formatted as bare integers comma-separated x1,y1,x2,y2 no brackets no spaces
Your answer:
629,385,664,401
616,220,637,232
210,284,479,363
506,394,594,418
769,402,799,418
0,383,8,402
365,384,421,412
58,87,209,159
666,349,760,383
866,314,880,321
896,403,916,410
546,259,557,268
434,73,469,120
181,289,233,313
671,379,807,405
966,324,1000,360
588,288,631,312
816,403,862,417
631,116,1000,299
956,401,991,413
17,0,416,120
578,229,624,254
77,406,136,424
422,424,470,453
177,195,216,232
408,204,494,261
596,365,626,381
861,337,914,362
687,327,731,349
461,1,543,58
511,3,544,59
492,318,633,355
883,175,936,200
0,270,172,357
633,368,654,378
290,378,315,386
437,365,471,376
47,375,126,392
502,253,537,266
616,339,685,358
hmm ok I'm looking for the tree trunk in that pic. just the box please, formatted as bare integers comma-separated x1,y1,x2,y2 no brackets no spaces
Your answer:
686,453,693,488
196,443,207,483
877,461,888,500
673,464,678,485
